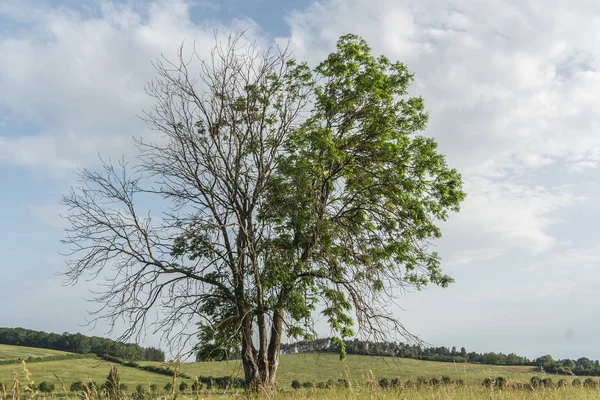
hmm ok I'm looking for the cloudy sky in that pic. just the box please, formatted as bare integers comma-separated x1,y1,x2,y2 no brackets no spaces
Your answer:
1,0,600,361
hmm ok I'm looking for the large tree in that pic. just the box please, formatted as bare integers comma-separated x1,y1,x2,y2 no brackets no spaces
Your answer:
62,33,465,390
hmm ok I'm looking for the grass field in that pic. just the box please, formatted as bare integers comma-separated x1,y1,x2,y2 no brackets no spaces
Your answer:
0,344,69,360
0,345,589,398
139,353,562,389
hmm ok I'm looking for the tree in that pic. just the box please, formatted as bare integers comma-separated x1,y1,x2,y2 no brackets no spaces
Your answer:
62,33,465,391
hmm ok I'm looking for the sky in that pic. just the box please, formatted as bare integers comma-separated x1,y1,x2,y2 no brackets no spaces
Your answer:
1,0,600,361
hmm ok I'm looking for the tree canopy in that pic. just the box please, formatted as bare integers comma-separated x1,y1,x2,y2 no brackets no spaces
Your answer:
62,33,465,390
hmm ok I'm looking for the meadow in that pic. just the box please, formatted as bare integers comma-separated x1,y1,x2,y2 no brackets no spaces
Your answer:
1,344,598,399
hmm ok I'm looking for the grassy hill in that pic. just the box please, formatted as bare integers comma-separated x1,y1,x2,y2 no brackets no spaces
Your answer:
0,358,175,388
0,344,70,360
143,353,560,388
0,344,576,391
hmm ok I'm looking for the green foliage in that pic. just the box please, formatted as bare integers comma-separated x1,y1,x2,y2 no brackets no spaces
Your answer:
0,327,164,361
302,381,314,389
178,381,189,393
37,381,54,393
495,376,507,389
260,33,465,357
583,378,598,388
70,381,84,392
378,378,390,389
291,380,301,390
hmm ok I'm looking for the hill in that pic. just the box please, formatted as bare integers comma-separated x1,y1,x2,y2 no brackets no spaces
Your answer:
0,345,580,391
142,353,568,388
0,344,70,360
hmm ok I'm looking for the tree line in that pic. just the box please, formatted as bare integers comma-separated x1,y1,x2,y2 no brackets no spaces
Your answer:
279,337,600,376
0,327,164,361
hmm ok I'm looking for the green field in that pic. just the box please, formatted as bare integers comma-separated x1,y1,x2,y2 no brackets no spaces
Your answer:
0,344,69,360
0,344,586,396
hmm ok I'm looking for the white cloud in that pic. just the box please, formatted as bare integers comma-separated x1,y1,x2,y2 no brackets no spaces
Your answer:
278,0,600,264
0,0,263,173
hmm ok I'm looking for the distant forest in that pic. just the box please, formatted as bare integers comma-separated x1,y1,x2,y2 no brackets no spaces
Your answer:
0,327,164,362
280,337,600,377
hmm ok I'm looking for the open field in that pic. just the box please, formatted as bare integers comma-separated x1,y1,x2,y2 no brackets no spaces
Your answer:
0,358,175,388
0,346,600,398
0,344,69,360
140,353,567,389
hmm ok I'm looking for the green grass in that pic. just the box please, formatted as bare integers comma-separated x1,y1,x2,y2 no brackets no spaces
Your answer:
0,344,69,360
0,358,177,389
140,353,574,389
0,347,584,394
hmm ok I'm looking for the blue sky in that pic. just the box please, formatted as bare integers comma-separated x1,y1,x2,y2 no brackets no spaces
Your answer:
2,0,600,361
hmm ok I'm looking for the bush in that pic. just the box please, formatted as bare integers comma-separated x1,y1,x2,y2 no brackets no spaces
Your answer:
429,377,440,386
378,378,389,389
557,379,568,388
441,376,453,385
541,377,554,388
164,383,173,392
291,380,301,390
584,378,597,388
192,381,203,392
133,384,147,400
302,381,314,389
338,378,350,388
495,377,507,389
71,381,85,392
149,384,158,393
179,382,189,393
483,377,494,388
390,378,401,388
38,381,55,393
572,378,582,387
530,376,542,388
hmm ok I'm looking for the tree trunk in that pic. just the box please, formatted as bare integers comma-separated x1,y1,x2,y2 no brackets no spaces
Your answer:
239,309,284,392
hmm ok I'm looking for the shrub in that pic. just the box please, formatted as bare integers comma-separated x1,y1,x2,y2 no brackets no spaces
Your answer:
338,378,350,388
541,377,554,388
584,378,597,388
495,377,507,389
70,381,85,392
133,384,147,400
302,381,314,389
557,379,568,388
378,378,390,389
429,377,440,386
390,378,401,388
483,377,494,388
164,382,173,392
572,378,582,387
441,376,453,385
291,380,301,390
179,382,189,393
38,381,55,393
149,384,158,393
530,376,542,388
192,381,203,392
